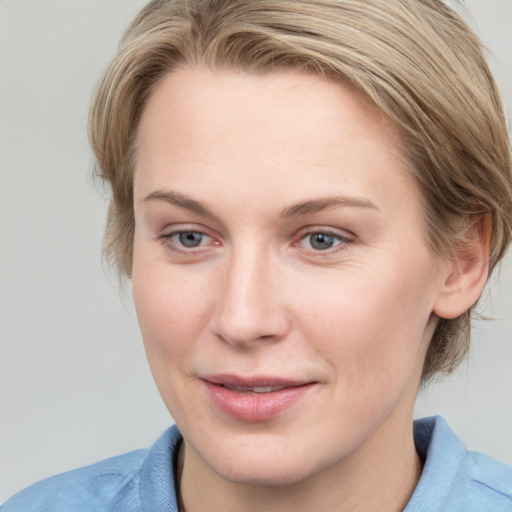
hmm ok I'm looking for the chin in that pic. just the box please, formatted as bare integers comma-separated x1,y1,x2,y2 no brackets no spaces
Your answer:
213,457,319,488
190,430,339,488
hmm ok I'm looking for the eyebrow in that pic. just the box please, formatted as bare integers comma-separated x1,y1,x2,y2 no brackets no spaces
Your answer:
143,190,378,218
143,190,217,219
281,196,379,217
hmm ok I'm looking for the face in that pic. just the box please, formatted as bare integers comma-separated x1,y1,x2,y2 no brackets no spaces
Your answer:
132,66,447,486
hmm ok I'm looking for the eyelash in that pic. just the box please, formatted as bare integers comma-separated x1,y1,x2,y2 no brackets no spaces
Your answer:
158,228,354,256
295,230,352,253
159,230,216,252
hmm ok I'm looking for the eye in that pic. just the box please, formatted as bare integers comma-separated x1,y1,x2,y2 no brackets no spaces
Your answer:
300,231,346,251
175,231,207,248
161,230,215,250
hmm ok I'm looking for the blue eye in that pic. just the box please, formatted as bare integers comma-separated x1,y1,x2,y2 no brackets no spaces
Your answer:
302,232,343,251
159,228,219,256
175,231,206,248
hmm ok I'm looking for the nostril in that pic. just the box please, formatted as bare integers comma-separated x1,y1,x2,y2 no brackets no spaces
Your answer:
211,315,290,348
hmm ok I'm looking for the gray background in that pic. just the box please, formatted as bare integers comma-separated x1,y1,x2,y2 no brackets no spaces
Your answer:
1,0,511,503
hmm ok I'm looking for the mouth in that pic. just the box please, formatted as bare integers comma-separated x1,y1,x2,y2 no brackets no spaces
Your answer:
201,374,316,421
228,385,288,393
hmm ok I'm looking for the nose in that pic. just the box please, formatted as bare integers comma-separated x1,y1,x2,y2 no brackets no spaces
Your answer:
210,248,291,348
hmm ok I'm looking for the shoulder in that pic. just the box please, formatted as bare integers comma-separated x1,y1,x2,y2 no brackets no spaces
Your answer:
1,426,182,512
1,450,146,512
407,416,512,512
460,449,512,508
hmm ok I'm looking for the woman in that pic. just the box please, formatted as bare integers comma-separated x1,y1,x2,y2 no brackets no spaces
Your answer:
3,0,511,510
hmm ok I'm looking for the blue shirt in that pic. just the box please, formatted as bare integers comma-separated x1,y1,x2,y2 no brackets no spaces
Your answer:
2,416,511,511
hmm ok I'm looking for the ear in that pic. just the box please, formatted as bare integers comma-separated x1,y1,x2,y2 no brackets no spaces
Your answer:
433,215,490,320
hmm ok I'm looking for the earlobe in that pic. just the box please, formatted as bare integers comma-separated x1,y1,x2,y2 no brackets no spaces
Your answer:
433,215,490,320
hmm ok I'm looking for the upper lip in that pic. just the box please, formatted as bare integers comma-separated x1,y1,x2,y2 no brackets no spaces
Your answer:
202,374,314,390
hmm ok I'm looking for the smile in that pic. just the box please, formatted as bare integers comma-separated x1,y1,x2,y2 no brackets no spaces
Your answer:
202,375,316,422
220,384,288,393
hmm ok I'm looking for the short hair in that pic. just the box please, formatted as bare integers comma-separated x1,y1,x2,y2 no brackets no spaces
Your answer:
89,0,512,382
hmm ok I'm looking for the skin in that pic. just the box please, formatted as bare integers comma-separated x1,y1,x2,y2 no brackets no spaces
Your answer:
131,66,487,512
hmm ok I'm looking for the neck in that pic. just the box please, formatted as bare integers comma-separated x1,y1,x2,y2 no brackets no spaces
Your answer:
177,412,422,512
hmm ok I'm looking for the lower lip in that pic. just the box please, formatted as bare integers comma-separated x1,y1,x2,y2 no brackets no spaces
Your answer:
203,381,315,422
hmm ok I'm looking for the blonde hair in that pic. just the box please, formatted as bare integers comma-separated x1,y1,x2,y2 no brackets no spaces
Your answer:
89,0,512,382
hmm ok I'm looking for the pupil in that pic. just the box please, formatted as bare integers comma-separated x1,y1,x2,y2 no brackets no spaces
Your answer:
179,232,203,247
311,233,334,250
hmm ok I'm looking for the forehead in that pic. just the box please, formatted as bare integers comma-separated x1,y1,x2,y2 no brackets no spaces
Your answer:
134,66,416,211
137,66,405,159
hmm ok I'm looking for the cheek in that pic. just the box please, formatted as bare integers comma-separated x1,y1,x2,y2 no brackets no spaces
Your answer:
294,261,434,389
131,259,216,423
131,246,213,369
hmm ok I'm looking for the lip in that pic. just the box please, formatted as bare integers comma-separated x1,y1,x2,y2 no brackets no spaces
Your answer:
202,374,316,422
